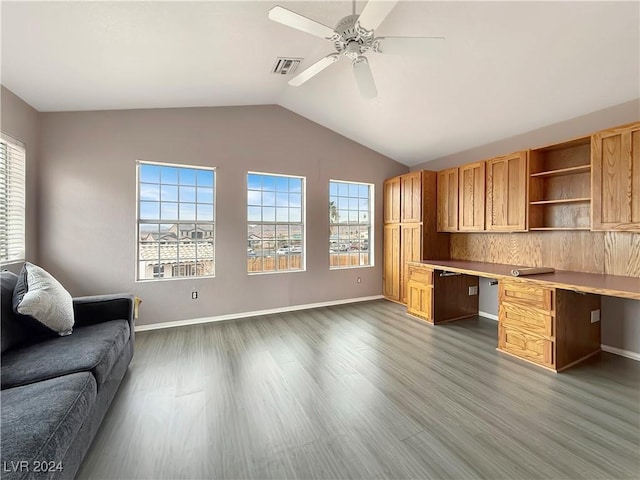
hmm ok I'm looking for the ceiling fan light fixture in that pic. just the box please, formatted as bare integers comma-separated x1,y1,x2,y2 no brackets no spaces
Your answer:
268,0,443,98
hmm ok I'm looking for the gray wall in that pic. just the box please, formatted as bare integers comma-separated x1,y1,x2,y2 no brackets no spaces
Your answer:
412,99,640,172
37,105,407,326
413,100,640,355
478,278,499,319
0,86,40,271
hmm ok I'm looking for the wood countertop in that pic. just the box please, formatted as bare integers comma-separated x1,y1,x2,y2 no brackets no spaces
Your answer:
412,260,640,301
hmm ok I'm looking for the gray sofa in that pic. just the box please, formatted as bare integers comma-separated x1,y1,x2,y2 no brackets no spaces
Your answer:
1,270,134,480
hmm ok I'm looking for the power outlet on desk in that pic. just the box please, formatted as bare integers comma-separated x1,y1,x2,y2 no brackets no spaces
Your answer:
468,286,478,296
590,309,601,323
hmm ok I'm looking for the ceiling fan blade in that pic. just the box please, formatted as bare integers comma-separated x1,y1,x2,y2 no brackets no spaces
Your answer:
357,0,399,32
375,36,445,55
268,6,336,39
352,57,377,99
288,54,340,87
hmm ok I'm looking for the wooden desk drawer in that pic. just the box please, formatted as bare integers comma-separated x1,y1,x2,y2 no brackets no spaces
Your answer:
500,302,553,337
407,265,433,285
499,326,554,367
499,281,553,311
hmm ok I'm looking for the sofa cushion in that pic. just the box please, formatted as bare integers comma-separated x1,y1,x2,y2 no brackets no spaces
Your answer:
1,270,55,354
1,320,130,390
0,372,97,480
13,262,74,336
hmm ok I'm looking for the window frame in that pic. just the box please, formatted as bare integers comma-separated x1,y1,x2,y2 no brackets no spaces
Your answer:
0,133,26,266
135,160,216,282
247,171,306,275
329,179,374,270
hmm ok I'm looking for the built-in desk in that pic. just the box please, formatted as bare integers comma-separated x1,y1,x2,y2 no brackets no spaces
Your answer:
406,260,640,372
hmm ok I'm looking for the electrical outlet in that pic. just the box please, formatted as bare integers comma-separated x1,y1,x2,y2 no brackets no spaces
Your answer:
468,286,478,296
191,291,198,300
590,309,600,323
357,277,361,284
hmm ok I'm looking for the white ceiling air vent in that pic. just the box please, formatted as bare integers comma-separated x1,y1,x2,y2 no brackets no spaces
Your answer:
272,57,302,75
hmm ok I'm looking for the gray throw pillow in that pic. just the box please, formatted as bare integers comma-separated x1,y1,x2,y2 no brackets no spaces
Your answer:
12,262,74,336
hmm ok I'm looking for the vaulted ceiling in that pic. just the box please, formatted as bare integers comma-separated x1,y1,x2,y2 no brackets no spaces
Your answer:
2,1,638,166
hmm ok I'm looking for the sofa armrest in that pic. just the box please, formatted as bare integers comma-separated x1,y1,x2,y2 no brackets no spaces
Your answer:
73,294,135,340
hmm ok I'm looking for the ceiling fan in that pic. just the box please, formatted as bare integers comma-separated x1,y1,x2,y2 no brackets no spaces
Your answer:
268,0,444,99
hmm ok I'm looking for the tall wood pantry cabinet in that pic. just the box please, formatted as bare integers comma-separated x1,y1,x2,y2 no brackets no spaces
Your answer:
383,170,449,304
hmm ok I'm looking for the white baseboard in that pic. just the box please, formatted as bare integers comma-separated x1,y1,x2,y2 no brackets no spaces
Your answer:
479,311,499,321
601,344,640,362
135,295,385,332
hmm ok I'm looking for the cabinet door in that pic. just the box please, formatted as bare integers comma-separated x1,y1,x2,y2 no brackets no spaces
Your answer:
486,151,527,231
401,172,423,223
459,161,486,231
400,224,422,304
383,224,400,301
592,122,640,231
383,177,401,224
407,281,433,322
437,168,459,232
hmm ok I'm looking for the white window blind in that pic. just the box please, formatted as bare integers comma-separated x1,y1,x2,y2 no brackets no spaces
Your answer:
0,136,26,264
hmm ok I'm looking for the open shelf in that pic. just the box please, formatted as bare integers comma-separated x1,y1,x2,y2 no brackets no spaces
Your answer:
530,197,591,205
529,165,591,178
529,136,592,230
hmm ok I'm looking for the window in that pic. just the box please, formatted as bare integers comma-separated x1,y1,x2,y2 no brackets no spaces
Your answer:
137,161,215,280
247,172,304,273
329,180,373,269
0,135,26,265
153,265,165,278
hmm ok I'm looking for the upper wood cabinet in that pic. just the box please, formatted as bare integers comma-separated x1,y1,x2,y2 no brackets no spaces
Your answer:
591,122,640,231
384,172,423,224
383,177,401,224
401,172,423,223
459,161,486,231
486,151,528,231
437,168,459,232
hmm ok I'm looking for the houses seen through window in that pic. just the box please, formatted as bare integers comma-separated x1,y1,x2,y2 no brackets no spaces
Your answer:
247,172,305,273
330,180,373,269
137,161,215,280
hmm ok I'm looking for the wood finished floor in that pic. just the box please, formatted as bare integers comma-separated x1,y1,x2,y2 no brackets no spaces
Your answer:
78,300,640,480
